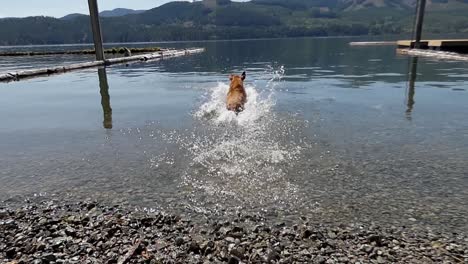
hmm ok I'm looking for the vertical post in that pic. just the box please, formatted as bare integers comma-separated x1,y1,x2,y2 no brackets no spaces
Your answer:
88,0,105,61
413,0,427,49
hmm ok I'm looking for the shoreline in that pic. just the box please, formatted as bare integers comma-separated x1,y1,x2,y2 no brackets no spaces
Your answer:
0,35,410,49
1,200,466,263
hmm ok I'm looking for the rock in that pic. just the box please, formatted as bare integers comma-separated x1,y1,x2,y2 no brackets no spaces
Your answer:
0,209,9,219
232,226,243,233
368,235,384,247
5,247,16,258
253,241,267,249
225,237,236,243
376,256,386,263
65,227,76,236
51,237,68,247
302,229,313,239
267,250,281,262
188,241,201,254
176,252,187,258
227,256,239,264
299,249,311,258
201,240,215,254
175,237,184,246
42,253,57,263
230,247,245,260
315,256,326,264
275,222,286,228
360,244,374,254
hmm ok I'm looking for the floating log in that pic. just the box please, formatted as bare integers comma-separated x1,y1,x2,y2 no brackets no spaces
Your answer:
0,48,205,82
0,47,162,57
397,48,468,61
349,41,396,46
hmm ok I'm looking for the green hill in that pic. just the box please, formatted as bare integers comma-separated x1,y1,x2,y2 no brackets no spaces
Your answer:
1,0,468,45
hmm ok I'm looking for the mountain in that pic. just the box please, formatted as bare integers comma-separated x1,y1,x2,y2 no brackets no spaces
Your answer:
60,8,145,20
1,0,468,45
99,8,145,17
60,13,87,21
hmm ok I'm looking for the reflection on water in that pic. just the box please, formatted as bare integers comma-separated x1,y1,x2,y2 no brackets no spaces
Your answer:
98,68,113,129
406,57,418,120
1,37,468,234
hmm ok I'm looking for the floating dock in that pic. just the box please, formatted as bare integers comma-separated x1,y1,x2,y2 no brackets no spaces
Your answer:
397,39,468,53
0,48,204,82
0,47,162,57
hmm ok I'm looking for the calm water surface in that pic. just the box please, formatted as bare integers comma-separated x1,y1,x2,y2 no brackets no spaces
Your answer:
1,37,468,233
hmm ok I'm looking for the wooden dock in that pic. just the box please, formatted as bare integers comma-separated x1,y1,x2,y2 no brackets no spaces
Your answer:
0,48,204,82
397,39,468,53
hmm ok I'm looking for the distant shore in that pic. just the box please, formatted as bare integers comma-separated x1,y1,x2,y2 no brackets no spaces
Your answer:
1,200,466,263
0,35,408,49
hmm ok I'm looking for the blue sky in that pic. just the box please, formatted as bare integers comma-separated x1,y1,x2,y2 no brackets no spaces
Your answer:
2,0,249,18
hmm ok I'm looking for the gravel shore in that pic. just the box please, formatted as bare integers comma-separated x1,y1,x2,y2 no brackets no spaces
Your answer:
1,200,467,264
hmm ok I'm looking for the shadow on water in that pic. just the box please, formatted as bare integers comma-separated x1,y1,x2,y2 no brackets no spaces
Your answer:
406,56,418,120
98,67,113,129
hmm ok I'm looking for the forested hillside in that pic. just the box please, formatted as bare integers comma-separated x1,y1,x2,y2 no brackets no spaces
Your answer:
1,0,467,45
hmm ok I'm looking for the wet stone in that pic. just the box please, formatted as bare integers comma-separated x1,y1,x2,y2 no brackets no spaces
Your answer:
175,237,184,246
0,200,466,263
302,229,313,239
5,247,16,258
230,247,245,260
188,241,201,254
227,256,239,264
42,253,56,262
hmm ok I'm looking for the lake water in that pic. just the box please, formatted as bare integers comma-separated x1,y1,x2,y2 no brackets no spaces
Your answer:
1,37,468,233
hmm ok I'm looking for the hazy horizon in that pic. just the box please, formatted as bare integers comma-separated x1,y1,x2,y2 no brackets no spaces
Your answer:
1,0,250,19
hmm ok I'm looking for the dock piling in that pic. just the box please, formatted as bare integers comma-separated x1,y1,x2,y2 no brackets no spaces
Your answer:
413,0,427,49
88,0,105,61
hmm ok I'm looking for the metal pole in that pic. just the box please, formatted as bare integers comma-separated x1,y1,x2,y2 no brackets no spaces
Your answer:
88,0,105,61
413,0,427,49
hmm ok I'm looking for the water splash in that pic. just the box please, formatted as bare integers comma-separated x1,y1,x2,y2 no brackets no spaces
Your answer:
194,65,284,126
194,83,273,126
144,66,310,218
175,66,308,216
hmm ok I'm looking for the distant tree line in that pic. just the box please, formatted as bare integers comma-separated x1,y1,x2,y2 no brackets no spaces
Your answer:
0,0,467,45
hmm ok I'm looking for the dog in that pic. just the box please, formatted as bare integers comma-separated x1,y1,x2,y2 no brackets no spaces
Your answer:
227,71,247,113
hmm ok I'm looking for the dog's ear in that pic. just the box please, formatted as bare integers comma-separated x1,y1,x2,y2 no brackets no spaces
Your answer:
241,71,246,81
229,74,234,81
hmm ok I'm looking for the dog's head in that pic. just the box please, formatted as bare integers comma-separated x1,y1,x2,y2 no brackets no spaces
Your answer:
229,71,246,84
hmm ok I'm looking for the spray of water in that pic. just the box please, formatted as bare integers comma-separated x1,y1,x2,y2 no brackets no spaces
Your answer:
194,83,273,126
174,66,307,216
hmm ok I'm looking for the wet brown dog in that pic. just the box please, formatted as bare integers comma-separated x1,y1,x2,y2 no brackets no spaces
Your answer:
227,71,247,113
